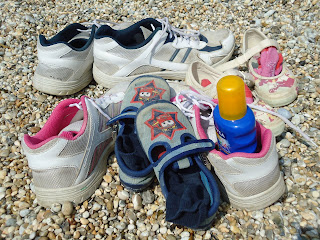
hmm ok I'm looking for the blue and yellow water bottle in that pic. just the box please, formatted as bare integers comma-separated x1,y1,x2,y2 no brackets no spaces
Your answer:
213,75,257,154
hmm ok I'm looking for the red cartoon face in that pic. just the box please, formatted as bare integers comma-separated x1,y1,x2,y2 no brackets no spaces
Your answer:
145,109,187,140
139,87,153,98
156,114,175,130
138,87,159,100
131,80,166,105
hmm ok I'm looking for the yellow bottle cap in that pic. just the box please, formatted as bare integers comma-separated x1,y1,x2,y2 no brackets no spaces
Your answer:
217,75,247,120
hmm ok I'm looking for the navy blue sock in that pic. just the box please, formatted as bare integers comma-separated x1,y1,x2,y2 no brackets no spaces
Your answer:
116,123,150,171
165,163,210,229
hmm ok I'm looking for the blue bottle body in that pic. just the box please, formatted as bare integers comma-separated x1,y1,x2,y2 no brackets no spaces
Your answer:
213,106,257,154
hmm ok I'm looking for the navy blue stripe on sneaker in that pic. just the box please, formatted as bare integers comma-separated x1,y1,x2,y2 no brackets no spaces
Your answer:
161,48,181,71
181,48,192,63
199,45,223,52
169,49,180,61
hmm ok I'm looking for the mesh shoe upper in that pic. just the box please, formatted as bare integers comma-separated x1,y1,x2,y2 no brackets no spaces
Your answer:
22,95,120,189
93,18,235,78
35,23,95,82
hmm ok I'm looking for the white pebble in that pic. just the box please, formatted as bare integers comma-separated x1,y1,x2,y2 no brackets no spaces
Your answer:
92,203,101,211
159,227,167,234
82,211,90,219
118,190,129,200
312,191,319,199
127,224,135,231
181,231,190,237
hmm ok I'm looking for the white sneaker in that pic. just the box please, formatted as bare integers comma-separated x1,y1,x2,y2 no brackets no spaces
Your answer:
21,92,123,207
172,91,286,211
33,23,96,95
33,21,132,96
93,17,235,88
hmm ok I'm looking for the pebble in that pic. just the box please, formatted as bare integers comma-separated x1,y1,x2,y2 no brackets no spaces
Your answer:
180,231,190,237
118,190,129,200
61,202,73,216
279,139,291,148
132,194,142,210
104,174,112,183
50,203,61,213
5,218,16,227
0,170,6,179
82,211,90,219
116,222,127,231
0,1,319,240
277,108,292,119
159,227,167,234
20,209,30,217
141,190,155,204
291,114,301,125
311,191,319,199
92,203,101,211
80,218,89,225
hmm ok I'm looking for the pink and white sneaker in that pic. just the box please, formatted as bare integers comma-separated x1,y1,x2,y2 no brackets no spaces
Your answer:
21,92,123,207
172,91,286,211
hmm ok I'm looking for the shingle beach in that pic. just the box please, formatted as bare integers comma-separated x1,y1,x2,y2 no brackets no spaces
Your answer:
0,0,319,239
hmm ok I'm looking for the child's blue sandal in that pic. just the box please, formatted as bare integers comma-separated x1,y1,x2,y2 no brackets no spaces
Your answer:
135,100,220,230
108,75,171,191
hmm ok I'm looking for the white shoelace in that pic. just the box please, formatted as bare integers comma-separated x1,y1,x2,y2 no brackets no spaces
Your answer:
69,92,125,120
145,17,201,61
156,17,201,44
175,90,318,148
175,90,216,121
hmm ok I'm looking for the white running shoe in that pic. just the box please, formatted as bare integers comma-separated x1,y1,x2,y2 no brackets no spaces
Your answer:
172,91,286,211
21,92,123,207
33,21,132,96
93,17,235,88
33,23,96,96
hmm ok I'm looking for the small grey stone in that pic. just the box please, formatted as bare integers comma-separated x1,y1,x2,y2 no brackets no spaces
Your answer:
279,139,291,148
132,194,142,210
20,209,30,217
119,199,126,208
264,10,275,18
277,108,292,119
166,235,176,240
291,115,301,125
25,15,35,23
127,209,137,222
141,190,155,204
5,218,17,227
0,149,9,158
287,40,296,48
51,203,61,213
266,229,273,240
116,222,127,231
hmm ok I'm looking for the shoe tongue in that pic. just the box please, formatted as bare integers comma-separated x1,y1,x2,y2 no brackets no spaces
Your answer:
58,120,84,138
258,47,280,77
140,26,154,39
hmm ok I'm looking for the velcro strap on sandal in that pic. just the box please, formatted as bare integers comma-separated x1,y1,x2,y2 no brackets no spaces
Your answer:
153,139,214,179
108,111,137,125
